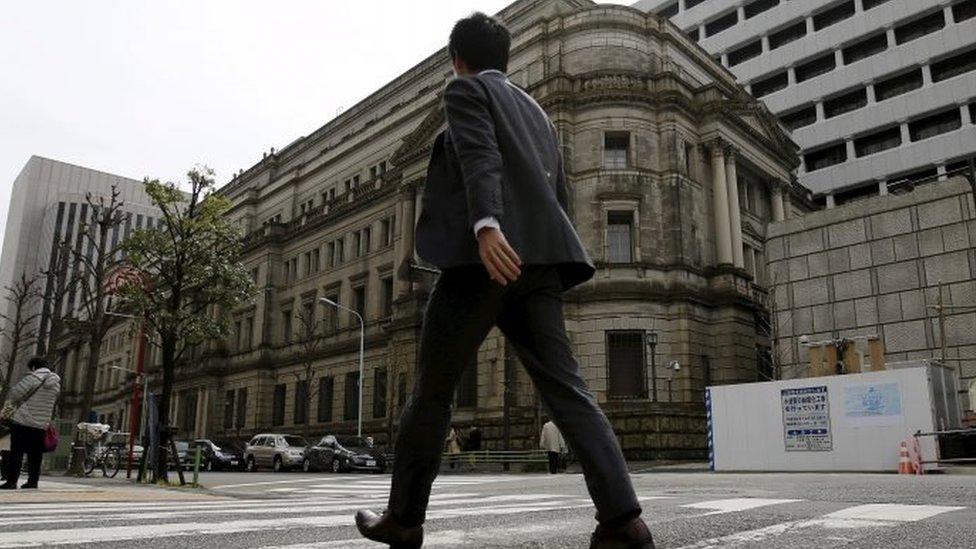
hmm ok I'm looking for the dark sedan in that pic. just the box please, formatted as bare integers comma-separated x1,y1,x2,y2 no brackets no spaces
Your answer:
190,438,246,471
303,435,386,473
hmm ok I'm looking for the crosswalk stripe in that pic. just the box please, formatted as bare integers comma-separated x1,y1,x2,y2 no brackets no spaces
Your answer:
673,503,966,549
681,498,801,516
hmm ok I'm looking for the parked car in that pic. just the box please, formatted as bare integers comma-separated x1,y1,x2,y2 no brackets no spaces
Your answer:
173,441,190,470
189,438,246,471
105,432,144,464
244,434,307,472
303,435,386,473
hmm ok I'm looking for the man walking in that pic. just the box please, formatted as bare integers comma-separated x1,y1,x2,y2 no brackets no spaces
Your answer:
1,357,61,490
355,12,653,549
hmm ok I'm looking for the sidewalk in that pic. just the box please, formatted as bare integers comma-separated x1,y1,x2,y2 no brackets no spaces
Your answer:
0,475,230,504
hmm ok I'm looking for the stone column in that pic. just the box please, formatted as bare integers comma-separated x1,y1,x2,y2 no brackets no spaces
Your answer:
771,183,786,222
725,149,744,269
709,142,734,266
395,180,417,296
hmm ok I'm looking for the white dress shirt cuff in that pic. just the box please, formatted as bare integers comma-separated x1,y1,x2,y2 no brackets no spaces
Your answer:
473,216,500,236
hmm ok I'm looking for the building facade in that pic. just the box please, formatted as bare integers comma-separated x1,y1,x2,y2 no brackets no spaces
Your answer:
766,174,976,414
633,0,976,206
0,156,159,388
82,0,804,458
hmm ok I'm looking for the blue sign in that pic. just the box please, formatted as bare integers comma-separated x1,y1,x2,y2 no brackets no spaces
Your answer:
843,383,902,426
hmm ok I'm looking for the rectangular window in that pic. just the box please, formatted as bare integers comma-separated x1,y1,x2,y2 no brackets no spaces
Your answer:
362,226,371,255
751,72,788,98
344,372,360,421
768,21,806,50
373,368,388,418
327,242,336,267
728,40,762,66
455,355,478,409
854,126,902,157
336,238,344,264
685,0,706,8
325,293,339,334
318,377,334,423
804,143,847,171
294,380,308,424
606,211,634,264
282,310,292,344
603,133,630,169
381,218,392,247
909,109,962,141
658,2,678,17
353,285,366,320
953,0,976,22
823,88,868,119
842,33,888,65
781,105,817,130
282,262,290,284
301,301,315,338
243,317,253,350
931,48,976,83
235,388,247,429
381,277,394,318
272,384,286,426
291,258,298,282
813,1,855,31
686,27,700,42
606,330,646,399
862,0,892,8
311,249,319,274
874,69,923,101
895,11,945,45
352,231,361,258
223,390,235,429
304,252,312,277
834,181,880,206
795,53,836,83
744,0,778,19
705,11,738,37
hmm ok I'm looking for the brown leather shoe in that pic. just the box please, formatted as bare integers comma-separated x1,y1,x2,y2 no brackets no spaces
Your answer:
355,509,423,548
589,517,655,549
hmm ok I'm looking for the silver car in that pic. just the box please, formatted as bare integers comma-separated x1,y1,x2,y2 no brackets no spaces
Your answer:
244,434,307,473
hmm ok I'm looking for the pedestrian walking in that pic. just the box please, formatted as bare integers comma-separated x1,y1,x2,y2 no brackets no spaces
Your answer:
355,12,652,549
0,357,61,490
464,425,482,471
540,419,567,475
0,433,11,482
445,426,461,469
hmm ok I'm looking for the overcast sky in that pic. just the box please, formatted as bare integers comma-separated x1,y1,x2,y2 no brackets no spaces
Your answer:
0,0,627,247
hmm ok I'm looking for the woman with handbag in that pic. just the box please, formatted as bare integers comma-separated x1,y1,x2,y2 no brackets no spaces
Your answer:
0,357,61,489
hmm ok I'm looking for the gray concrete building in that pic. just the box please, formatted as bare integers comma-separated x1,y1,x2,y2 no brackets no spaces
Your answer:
0,156,158,384
632,0,976,207
766,175,976,412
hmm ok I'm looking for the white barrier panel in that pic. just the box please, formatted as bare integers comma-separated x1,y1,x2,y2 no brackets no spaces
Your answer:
707,366,940,472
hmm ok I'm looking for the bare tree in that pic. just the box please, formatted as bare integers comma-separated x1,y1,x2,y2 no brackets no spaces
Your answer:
37,238,81,367
0,272,41,404
72,187,129,424
292,302,325,442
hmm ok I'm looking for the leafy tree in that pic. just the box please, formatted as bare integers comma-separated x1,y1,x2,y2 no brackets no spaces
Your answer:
119,166,253,479
0,272,40,404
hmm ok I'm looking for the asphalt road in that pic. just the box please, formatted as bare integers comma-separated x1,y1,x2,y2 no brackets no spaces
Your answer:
1,470,974,548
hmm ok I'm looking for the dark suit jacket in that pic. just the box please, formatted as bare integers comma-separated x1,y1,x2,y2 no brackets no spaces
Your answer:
415,71,595,291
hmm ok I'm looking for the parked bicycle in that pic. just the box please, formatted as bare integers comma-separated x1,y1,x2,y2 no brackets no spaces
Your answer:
76,423,123,478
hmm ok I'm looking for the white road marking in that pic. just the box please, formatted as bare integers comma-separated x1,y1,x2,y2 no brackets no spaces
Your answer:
260,522,595,548
681,498,801,516
673,503,966,549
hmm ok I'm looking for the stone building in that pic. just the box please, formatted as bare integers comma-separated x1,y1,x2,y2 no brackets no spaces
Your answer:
84,0,804,458
766,174,976,413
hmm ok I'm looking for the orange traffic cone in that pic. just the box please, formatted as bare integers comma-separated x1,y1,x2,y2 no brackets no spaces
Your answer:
898,441,915,474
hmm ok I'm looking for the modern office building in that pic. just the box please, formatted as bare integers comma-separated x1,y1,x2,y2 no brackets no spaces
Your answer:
0,156,158,386
633,0,976,206
77,0,806,457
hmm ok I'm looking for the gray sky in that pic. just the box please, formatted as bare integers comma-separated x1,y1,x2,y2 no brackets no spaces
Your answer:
0,0,624,247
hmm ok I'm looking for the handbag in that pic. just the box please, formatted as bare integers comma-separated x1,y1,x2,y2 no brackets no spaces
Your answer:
43,424,59,453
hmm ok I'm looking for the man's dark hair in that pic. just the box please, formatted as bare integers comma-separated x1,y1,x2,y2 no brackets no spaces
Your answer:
449,12,511,73
27,357,48,371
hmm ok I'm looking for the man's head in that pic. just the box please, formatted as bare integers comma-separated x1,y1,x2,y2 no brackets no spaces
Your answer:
449,12,511,76
27,357,48,371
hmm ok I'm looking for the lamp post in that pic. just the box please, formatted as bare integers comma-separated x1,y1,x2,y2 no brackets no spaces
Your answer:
320,297,365,438
667,360,681,403
106,310,147,479
645,331,658,402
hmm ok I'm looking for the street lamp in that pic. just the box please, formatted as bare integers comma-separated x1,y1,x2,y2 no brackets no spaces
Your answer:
320,297,365,438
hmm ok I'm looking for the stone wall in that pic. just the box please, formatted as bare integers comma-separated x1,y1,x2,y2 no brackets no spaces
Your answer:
767,177,976,410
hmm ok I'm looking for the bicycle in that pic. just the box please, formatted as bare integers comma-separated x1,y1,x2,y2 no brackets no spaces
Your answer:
77,423,123,478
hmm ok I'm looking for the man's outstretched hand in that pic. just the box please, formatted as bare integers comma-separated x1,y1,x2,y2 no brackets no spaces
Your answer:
477,227,522,285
